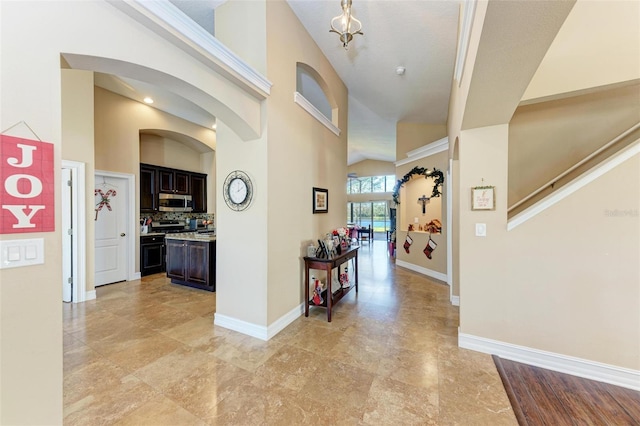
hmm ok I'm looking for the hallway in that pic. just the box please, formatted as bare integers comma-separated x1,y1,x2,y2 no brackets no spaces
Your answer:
63,240,516,425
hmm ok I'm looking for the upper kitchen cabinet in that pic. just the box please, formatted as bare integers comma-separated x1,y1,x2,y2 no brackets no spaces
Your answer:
140,164,158,212
141,163,208,212
191,173,207,213
159,168,190,195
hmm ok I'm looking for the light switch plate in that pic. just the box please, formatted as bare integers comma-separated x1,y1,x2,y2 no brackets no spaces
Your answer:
0,238,44,269
475,223,487,237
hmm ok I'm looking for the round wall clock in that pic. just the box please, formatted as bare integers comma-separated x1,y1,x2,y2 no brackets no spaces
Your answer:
223,170,253,211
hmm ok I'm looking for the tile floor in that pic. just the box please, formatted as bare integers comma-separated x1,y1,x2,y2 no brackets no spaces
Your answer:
63,240,516,425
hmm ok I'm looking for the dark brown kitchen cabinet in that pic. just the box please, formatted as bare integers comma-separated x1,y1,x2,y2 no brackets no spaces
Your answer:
140,165,158,212
165,239,187,280
141,164,206,209
159,168,190,194
166,238,215,291
190,173,207,213
141,235,165,276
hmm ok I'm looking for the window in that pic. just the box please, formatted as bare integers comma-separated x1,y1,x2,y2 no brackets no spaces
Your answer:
347,201,392,233
346,175,396,194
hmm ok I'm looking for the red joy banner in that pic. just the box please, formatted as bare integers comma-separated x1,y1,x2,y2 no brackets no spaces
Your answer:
0,134,54,234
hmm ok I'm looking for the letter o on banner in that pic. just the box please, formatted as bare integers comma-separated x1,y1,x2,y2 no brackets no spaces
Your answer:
4,174,43,198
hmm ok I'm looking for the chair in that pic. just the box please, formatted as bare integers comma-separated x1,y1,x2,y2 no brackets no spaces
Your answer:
359,225,371,244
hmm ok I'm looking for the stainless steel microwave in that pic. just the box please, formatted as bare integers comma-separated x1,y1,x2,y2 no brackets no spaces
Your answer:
158,193,193,212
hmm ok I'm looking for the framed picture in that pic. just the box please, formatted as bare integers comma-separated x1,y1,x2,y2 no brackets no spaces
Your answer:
316,239,329,258
471,186,495,210
312,187,328,213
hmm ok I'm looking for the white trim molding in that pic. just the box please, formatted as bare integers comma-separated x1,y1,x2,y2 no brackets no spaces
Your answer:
459,332,640,391
266,303,304,340
508,141,640,231
214,303,304,341
396,260,448,283
454,0,477,85
62,160,87,304
450,295,460,306
85,290,97,301
446,160,453,298
108,0,272,98
214,313,269,341
294,92,341,136
395,137,449,167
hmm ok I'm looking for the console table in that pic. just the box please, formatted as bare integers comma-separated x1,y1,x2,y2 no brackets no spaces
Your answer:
304,246,359,322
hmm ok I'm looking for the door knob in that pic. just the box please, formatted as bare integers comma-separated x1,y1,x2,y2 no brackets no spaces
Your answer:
120,233,126,237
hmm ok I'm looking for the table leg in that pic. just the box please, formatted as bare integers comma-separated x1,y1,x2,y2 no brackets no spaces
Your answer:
304,262,309,317
354,252,358,293
326,264,332,322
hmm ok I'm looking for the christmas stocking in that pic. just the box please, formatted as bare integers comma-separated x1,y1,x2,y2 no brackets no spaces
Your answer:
403,234,413,253
423,237,437,259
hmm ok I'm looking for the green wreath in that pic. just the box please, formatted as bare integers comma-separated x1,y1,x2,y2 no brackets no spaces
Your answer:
392,166,444,205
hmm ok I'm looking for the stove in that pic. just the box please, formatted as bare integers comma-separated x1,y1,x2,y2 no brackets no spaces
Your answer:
151,220,187,233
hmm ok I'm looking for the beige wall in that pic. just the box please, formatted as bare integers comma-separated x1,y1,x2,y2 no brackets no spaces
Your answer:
396,122,447,160
140,134,206,173
0,1,261,421
459,126,640,368
347,159,395,177
213,0,269,327
264,0,349,324
523,0,640,101
509,83,640,206
449,0,640,372
215,0,267,76
62,69,97,293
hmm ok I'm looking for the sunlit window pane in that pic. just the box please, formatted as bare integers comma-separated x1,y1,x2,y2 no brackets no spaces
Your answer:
372,176,384,192
360,177,372,193
350,178,360,194
386,175,396,192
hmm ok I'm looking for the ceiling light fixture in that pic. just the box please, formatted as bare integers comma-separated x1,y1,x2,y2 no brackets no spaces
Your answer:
143,97,154,104
330,0,363,50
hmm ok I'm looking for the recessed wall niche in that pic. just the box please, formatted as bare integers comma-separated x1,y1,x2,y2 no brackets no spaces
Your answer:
399,175,442,233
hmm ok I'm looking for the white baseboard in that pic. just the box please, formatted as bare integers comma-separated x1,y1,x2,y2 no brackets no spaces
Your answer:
396,260,448,283
458,332,640,391
214,303,303,341
85,290,96,301
450,295,460,306
131,272,141,280
214,313,268,340
266,303,304,340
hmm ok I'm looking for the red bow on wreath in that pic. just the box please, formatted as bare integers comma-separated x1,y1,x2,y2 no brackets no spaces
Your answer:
95,188,117,220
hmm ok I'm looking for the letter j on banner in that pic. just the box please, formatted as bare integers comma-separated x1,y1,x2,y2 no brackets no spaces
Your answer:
0,135,54,233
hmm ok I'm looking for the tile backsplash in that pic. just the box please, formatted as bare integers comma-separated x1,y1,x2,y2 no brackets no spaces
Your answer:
139,212,214,226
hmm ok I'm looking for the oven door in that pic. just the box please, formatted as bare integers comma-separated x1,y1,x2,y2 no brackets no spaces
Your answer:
159,194,193,212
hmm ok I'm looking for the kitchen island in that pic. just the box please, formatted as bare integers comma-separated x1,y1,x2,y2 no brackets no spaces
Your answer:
165,232,216,292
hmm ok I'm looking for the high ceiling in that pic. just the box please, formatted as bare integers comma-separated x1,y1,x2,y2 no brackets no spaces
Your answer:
96,0,461,165
287,0,460,164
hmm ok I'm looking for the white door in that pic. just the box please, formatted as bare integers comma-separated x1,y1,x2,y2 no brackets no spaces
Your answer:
62,168,73,302
95,175,128,286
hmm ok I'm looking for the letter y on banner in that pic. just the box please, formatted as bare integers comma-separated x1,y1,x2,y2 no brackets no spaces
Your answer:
0,135,54,233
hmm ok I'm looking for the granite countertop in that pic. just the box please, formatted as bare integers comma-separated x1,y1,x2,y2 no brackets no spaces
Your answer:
164,232,216,242
141,232,166,237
